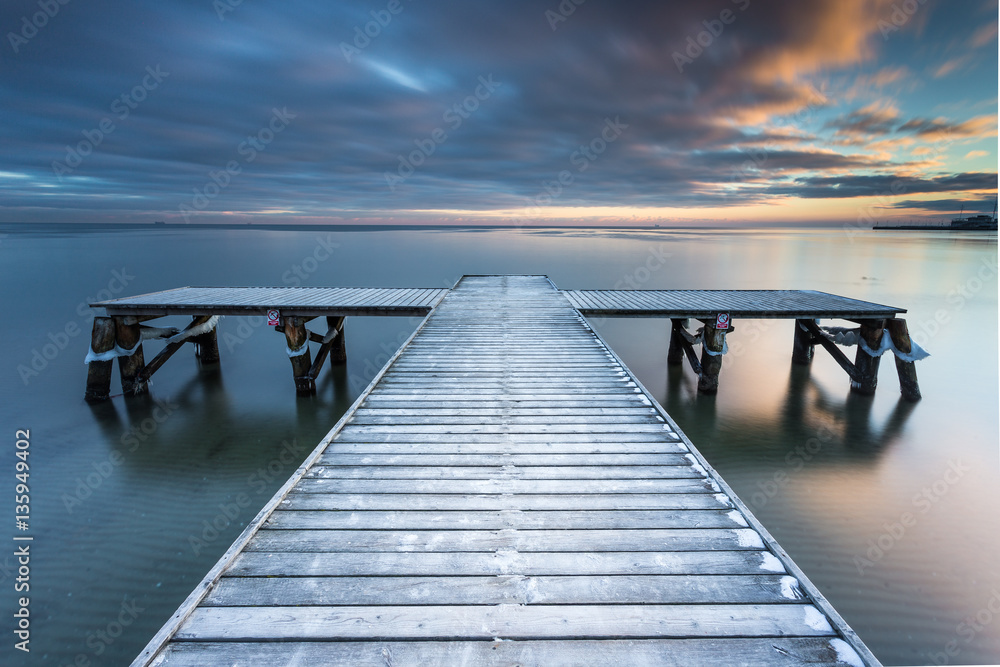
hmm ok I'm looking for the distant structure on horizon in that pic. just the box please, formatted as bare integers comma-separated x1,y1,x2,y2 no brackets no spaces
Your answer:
873,198,998,231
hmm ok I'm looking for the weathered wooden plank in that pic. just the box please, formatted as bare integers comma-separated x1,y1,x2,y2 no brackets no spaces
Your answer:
279,492,730,511
265,508,747,530
228,549,786,577
205,573,803,606
331,433,680,444
246,527,764,552
315,453,689,466
305,465,703,480
153,637,867,667
322,442,689,455
292,478,718,494
176,604,833,641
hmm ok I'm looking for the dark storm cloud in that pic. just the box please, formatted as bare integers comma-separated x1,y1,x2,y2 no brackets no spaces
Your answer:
769,172,997,199
0,0,994,222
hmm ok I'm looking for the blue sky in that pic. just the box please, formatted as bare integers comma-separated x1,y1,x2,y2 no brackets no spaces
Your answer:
1,0,996,225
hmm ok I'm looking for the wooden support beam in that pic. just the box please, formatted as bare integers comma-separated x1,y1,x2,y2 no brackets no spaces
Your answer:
667,318,687,366
697,319,727,395
851,319,885,395
678,325,703,376
791,319,815,365
885,318,921,402
283,317,315,394
139,316,213,383
114,316,148,396
800,319,862,383
84,316,117,402
307,319,342,380
328,316,347,365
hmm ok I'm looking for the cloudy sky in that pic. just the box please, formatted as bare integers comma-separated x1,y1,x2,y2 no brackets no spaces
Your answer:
2,0,996,226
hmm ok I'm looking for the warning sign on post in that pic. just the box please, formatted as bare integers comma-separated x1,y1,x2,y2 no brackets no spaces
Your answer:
715,313,730,330
267,309,280,326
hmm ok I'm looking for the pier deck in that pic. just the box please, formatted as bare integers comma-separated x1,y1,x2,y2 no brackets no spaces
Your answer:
133,276,879,666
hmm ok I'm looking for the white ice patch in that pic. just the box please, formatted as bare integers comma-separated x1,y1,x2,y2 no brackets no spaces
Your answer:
727,510,748,527
676,442,689,452
286,343,309,358
803,606,833,633
714,493,732,507
684,453,707,476
779,575,802,600
639,395,651,406
859,328,930,362
759,552,785,572
735,529,764,548
84,340,142,363
828,638,865,667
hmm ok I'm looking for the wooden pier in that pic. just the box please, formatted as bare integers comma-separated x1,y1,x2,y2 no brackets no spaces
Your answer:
130,276,884,666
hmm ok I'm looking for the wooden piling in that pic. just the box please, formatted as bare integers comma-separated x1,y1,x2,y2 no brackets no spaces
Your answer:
792,319,815,365
885,318,921,401
115,316,147,395
667,318,687,366
328,316,346,365
851,319,884,395
84,317,117,402
283,317,315,394
697,320,727,394
193,324,220,365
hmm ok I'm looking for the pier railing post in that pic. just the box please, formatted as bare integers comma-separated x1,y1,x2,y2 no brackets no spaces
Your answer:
667,318,687,365
115,316,148,396
792,319,815,365
850,319,884,395
328,316,347,365
885,318,921,401
283,317,315,394
85,316,117,402
697,318,728,394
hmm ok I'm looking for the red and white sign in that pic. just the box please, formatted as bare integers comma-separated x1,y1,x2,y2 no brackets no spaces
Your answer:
715,313,730,330
267,309,280,326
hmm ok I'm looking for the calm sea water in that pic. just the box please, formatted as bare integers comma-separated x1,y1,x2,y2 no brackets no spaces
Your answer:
0,226,997,666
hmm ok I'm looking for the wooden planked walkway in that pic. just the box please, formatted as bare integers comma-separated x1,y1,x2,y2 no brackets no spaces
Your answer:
93,286,450,317
562,289,903,318
134,276,879,666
